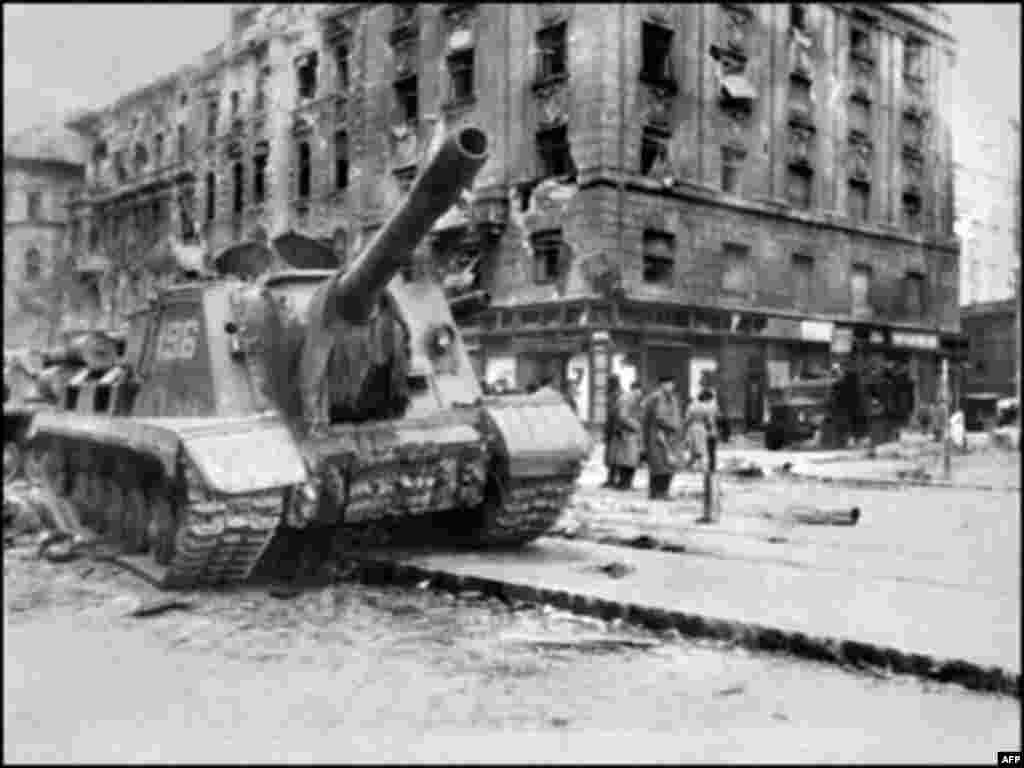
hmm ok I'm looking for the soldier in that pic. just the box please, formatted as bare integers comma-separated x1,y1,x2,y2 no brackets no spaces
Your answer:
610,380,644,490
602,374,622,488
643,376,682,500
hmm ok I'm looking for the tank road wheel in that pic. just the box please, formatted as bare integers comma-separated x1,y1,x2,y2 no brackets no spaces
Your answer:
122,483,149,554
4,441,22,483
147,490,177,566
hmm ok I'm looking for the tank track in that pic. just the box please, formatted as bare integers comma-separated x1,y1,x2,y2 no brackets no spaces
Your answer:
33,439,282,590
329,472,578,552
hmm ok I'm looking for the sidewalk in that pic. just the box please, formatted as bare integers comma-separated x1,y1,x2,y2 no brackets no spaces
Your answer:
365,537,1019,693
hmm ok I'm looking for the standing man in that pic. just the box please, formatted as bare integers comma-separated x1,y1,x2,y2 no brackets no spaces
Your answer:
611,380,645,490
643,375,682,500
602,374,622,488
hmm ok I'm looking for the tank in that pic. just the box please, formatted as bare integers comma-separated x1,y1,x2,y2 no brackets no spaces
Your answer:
22,126,590,589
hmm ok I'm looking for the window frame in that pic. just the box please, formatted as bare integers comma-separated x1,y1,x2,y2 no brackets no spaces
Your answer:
640,21,674,84
24,247,42,282
642,230,676,285
536,124,575,178
447,48,476,105
531,229,564,284
791,252,814,310
394,75,420,124
334,130,349,191
296,141,312,199
721,242,753,298
536,21,568,82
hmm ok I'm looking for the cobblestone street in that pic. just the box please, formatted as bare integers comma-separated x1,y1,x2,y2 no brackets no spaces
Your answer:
4,545,1020,764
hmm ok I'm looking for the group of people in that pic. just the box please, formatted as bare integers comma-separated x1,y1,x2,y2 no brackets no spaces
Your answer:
602,375,723,500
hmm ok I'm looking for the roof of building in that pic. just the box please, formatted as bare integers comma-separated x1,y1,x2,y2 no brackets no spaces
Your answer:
4,121,89,166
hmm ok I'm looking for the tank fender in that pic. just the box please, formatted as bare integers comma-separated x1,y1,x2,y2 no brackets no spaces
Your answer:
479,392,591,478
177,418,310,496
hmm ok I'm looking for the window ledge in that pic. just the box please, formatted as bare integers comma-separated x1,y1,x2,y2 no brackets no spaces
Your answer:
532,72,569,93
442,96,477,114
638,73,678,95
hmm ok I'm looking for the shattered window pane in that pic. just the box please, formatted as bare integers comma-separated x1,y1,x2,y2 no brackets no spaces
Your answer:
537,125,575,178
335,130,349,191
532,229,564,284
641,128,669,176
537,22,568,80
395,76,419,123
448,50,475,104
233,162,245,214
297,52,319,100
643,230,675,285
641,22,673,81
297,141,312,198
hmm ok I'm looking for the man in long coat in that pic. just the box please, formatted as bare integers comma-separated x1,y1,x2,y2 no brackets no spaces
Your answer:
609,380,644,490
602,374,621,488
643,376,683,500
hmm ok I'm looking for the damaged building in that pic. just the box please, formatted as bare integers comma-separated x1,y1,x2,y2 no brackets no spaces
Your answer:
64,3,962,431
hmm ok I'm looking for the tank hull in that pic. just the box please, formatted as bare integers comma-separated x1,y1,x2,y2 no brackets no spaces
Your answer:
21,392,589,589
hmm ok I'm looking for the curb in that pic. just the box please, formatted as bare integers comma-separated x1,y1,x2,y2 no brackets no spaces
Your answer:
343,553,1021,700
786,472,1020,493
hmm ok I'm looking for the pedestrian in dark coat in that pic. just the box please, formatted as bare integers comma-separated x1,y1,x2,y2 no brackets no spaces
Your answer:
602,375,621,488
610,381,644,489
643,376,683,500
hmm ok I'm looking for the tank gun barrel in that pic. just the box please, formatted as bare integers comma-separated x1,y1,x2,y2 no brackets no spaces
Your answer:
330,126,489,324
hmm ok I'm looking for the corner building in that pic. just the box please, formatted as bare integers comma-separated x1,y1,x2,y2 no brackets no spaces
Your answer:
65,3,961,430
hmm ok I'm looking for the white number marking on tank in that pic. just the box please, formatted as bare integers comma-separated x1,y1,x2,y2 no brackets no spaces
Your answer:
156,319,201,362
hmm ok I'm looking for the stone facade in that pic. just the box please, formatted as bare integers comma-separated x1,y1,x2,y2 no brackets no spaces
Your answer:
3,123,88,351
64,3,962,428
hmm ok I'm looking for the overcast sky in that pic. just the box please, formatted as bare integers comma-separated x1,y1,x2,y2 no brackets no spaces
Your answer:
3,3,1019,172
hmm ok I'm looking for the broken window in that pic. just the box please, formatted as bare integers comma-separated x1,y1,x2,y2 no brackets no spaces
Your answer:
334,130,349,191
205,172,216,222
642,230,675,285
447,49,475,105
903,189,922,233
851,264,872,317
297,141,311,198
904,36,925,79
207,97,220,137
791,253,813,309
255,67,269,112
721,146,744,194
721,243,752,297
531,229,564,284
640,22,674,83
233,162,245,214
789,3,808,32
640,127,669,176
786,165,813,209
230,90,241,117
536,22,568,81
133,143,148,174
335,43,350,91
537,125,575,178
26,191,42,220
253,146,268,204
24,248,41,281
152,198,164,239
847,179,870,223
297,52,318,100
177,125,187,160
850,25,871,59
904,271,925,318
394,76,419,124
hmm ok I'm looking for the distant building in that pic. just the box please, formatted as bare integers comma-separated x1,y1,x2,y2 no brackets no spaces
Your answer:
960,298,1017,398
65,3,962,428
954,119,1020,306
3,122,89,350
